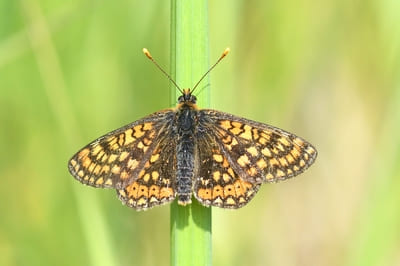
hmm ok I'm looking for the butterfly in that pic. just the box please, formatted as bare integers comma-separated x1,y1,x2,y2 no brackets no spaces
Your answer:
68,48,317,211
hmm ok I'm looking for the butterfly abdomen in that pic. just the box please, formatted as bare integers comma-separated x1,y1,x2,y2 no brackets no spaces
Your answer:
175,107,197,205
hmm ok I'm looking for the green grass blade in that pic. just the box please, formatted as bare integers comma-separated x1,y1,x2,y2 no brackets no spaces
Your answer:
170,0,212,266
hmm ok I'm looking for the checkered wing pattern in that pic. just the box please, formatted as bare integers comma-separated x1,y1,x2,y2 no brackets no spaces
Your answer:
117,131,177,210
201,110,317,183
68,110,175,190
193,110,317,208
194,128,261,209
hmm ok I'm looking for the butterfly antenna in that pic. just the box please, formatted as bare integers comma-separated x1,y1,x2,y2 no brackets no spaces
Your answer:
191,47,230,94
143,48,183,94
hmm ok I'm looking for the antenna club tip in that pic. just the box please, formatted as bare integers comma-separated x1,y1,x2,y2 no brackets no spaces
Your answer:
221,47,230,58
142,48,152,59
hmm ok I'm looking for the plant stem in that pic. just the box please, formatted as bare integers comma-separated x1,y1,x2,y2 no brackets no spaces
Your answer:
170,0,212,266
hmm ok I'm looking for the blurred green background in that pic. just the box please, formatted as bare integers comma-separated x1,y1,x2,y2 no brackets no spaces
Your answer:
1,0,399,266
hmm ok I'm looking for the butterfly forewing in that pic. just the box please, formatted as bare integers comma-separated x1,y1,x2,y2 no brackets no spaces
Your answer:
199,110,317,184
68,110,175,190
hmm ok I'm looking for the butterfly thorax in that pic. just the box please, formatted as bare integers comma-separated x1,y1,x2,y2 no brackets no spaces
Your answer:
174,89,199,205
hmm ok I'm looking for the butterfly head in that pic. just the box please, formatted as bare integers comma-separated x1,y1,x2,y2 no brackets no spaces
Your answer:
178,88,197,104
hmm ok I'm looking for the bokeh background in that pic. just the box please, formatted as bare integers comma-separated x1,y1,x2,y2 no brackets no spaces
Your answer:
1,1,399,266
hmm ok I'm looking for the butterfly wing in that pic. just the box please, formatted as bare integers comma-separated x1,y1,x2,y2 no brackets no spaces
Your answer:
194,128,261,209
193,109,316,209
117,131,177,211
68,110,175,190
197,109,317,185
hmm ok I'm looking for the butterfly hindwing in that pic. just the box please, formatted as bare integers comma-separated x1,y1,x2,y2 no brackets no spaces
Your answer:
198,110,317,184
194,127,261,209
68,110,175,189
117,131,177,211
